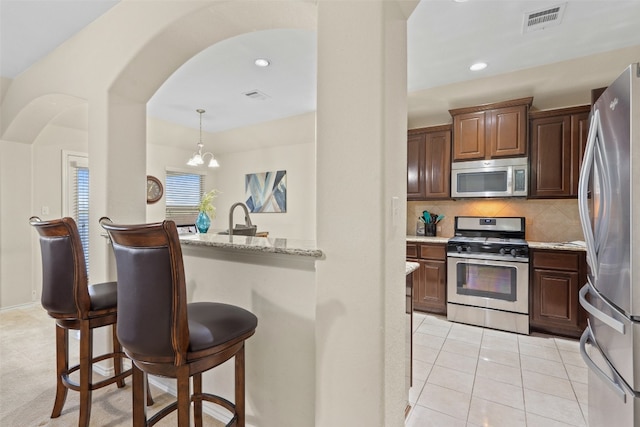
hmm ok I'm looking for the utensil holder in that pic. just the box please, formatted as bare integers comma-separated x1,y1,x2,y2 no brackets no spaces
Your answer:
425,223,436,236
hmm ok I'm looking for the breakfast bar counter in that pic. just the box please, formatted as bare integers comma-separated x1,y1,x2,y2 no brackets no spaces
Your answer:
179,233,324,258
151,234,324,426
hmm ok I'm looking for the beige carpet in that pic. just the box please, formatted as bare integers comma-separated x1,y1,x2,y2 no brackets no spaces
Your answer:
0,304,224,426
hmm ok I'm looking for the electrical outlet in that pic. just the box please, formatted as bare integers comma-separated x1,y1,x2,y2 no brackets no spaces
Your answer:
41,206,49,215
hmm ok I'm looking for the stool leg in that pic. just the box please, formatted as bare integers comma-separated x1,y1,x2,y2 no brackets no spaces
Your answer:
235,345,246,427
145,375,154,406
176,366,191,427
51,324,69,418
132,364,147,427
78,321,92,427
193,373,203,427
111,324,126,388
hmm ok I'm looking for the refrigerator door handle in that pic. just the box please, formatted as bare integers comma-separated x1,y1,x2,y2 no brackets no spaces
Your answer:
579,282,625,334
580,325,627,402
593,133,612,257
578,109,600,280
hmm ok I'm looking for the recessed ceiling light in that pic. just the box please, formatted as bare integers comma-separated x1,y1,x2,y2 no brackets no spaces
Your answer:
453,0,469,2
470,62,487,71
254,58,270,67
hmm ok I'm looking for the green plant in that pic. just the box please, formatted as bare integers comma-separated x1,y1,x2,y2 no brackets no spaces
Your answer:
198,189,219,218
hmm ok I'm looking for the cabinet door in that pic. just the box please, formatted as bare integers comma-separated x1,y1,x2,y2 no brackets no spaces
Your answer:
530,249,587,338
413,259,447,314
407,133,426,200
531,268,580,335
488,105,527,158
424,130,451,199
571,112,591,195
453,111,485,161
530,115,572,197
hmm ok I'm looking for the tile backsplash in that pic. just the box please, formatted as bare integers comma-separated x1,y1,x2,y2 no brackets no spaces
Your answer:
408,199,584,243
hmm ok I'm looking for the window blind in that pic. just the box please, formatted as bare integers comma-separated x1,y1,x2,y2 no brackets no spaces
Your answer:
73,166,90,269
165,171,204,225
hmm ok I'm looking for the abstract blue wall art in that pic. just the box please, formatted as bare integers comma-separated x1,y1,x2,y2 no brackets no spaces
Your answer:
245,170,287,213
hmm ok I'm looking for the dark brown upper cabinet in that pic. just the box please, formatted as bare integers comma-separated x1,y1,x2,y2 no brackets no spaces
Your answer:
449,97,533,161
529,105,591,198
407,125,451,200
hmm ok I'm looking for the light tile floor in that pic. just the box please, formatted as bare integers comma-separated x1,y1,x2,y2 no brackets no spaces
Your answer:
406,312,588,427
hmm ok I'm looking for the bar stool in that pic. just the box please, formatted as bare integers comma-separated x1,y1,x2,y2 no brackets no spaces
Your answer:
100,218,258,427
29,216,135,427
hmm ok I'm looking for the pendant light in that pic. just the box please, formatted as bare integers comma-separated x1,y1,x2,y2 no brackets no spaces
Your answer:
187,109,220,168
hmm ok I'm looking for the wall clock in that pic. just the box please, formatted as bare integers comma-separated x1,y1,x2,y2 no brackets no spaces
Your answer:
146,175,163,204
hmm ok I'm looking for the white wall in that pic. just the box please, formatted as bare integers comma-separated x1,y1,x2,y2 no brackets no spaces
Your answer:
212,142,315,240
0,140,33,308
1,111,316,309
146,113,316,240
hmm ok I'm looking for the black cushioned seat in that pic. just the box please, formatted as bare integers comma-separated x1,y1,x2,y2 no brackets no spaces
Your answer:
87,281,119,310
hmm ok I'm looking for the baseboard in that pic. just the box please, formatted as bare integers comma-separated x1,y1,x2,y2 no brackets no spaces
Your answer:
0,301,39,312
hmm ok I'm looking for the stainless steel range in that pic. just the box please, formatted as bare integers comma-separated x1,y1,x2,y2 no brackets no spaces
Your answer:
447,216,530,334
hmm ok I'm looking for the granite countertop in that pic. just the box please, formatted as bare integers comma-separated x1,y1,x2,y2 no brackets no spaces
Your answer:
406,235,586,252
406,262,420,275
406,235,449,244
179,233,323,258
527,240,586,251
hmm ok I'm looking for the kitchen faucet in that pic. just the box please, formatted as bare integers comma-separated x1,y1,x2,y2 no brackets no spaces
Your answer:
228,202,254,237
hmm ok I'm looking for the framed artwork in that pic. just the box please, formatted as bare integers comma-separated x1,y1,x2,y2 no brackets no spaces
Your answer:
245,170,287,213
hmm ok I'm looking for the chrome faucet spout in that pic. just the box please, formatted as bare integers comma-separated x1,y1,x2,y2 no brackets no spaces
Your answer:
228,202,253,236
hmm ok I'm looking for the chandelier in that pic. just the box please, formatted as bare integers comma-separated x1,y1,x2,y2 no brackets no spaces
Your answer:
187,109,219,168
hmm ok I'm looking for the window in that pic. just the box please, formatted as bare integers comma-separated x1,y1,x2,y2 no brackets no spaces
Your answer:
165,171,204,225
62,152,90,269
73,167,90,266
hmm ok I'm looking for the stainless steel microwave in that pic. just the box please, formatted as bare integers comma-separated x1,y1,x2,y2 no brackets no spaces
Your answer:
451,157,528,198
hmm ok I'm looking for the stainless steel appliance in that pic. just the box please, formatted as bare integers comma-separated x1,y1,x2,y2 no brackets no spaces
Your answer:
578,63,640,427
451,157,528,198
447,216,530,334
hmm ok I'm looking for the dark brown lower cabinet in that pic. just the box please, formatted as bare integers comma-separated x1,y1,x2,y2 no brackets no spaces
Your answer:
530,249,587,338
407,242,447,314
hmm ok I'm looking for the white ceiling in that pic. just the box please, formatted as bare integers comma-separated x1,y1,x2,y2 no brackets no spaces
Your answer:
1,0,640,136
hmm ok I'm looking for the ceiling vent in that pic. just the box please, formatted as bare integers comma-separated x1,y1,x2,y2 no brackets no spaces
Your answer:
523,3,566,33
243,90,270,101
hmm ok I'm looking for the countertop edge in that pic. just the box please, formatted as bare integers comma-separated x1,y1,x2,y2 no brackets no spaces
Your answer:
527,241,586,251
405,235,586,251
405,236,449,244
406,262,420,275
179,234,323,258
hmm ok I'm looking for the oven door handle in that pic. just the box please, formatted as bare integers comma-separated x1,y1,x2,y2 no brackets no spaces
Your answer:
580,324,628,402
447,252,529,264
579,281,625,335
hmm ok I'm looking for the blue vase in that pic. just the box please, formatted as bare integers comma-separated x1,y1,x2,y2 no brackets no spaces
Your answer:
196,211,210,233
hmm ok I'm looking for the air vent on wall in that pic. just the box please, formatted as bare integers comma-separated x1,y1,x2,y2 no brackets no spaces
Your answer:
523,3,566,33
243,90,270,101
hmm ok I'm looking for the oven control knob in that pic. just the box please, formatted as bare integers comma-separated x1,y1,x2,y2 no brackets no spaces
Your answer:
456,245,469,253
510,248,517,257
499,247,506,255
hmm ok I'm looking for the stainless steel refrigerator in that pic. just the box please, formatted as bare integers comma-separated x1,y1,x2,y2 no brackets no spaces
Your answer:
578,63,640,426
